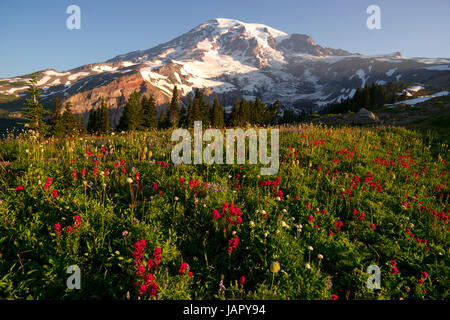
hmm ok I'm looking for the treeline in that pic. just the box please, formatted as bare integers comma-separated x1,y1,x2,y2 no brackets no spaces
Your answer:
22,73,86,137
114,85,281,131
322,81,409,114
22,73,282,138
49,96,111,137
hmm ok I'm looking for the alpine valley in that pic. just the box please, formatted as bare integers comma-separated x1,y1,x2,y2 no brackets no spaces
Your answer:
1,18,449,127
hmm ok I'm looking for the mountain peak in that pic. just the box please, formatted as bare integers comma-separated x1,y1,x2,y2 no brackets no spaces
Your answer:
198,18,289,41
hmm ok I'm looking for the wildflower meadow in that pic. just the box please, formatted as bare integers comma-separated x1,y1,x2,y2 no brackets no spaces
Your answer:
0,124,448,300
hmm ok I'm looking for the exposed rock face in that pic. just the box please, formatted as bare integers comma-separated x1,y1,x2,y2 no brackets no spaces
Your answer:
65,73,170,127
278,34,351,57
352,108,380,124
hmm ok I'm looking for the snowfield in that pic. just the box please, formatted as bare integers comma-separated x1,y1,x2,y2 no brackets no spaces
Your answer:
387,91,449,106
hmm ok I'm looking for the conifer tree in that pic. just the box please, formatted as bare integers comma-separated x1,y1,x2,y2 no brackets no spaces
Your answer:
99,98,111,134
254,97,265,125
142,95,157,128
238,98,250,125
24,72,47,135
167,86,179,127
191,90,203,124
229,98,240,126
118,91,143,131
158,108,166,129
61,102,78,136
178,104,187,128
217,101,225,127
212,97,221,127
186,94,194,128
264,100,281,125
87,108,95,134
75,114,86,135
50,96,63,137
363,83,371,108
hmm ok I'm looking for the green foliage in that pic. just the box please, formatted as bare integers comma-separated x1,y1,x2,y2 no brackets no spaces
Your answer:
167,86,179,128
142,95,157,129
23,73,47,136
0,124,447,300
323,81,409,114
118,91,143,131
60,102,78,136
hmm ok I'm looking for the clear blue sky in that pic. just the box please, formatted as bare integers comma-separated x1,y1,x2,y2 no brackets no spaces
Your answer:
0,0,449,78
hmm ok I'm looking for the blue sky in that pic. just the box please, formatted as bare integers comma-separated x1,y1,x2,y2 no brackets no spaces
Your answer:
0,0,449,78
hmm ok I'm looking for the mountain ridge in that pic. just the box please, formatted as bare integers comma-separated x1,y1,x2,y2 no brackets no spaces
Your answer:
0,18,449,127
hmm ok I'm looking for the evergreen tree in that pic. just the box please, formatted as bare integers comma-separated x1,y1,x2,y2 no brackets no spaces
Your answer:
142,95,157,129
218,102,225,127
24,72,47,135
238,98,251,125
167,86,179,127
190,89,210,126
264,100,281,125
118,91,143,131
99,98,111,134
321,81,408,114
75,114,86,135
229,98,240,126
191,90,203,124
178,104,187,128
254,97,265,125
363,83,371,108
211,97,221,127
158,109,166,129
186,94,194,128
87,108,96,134
61,102,78,136
50,96,63,137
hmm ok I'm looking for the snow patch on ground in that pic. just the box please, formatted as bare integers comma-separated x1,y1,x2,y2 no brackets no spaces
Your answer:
348,88,356,98
121,61,137,68
44,70,70,77
68,72,90,81
414,58,450,64
6,86,28,95
387,91,449,106
385,68,397,77
92,65,118,73
407,85,424,93
140,68,167,82
424,65,450,71
173,72,182,83
356,69,369,87
50,79,61,86
37,76,51,86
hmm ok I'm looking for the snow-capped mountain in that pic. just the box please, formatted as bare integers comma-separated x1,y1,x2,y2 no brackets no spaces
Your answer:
1,18,449,125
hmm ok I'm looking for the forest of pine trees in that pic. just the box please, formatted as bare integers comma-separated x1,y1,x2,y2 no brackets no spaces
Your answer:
322,81,409,114
23,73,412,138
114,87,280,131
22,75,282,137
87,98,111,134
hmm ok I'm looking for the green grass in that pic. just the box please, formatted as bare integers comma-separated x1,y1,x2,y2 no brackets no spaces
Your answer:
0,125,448,300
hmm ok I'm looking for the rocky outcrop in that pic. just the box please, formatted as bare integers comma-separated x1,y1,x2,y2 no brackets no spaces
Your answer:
65,73,171,127
351,108,380,124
